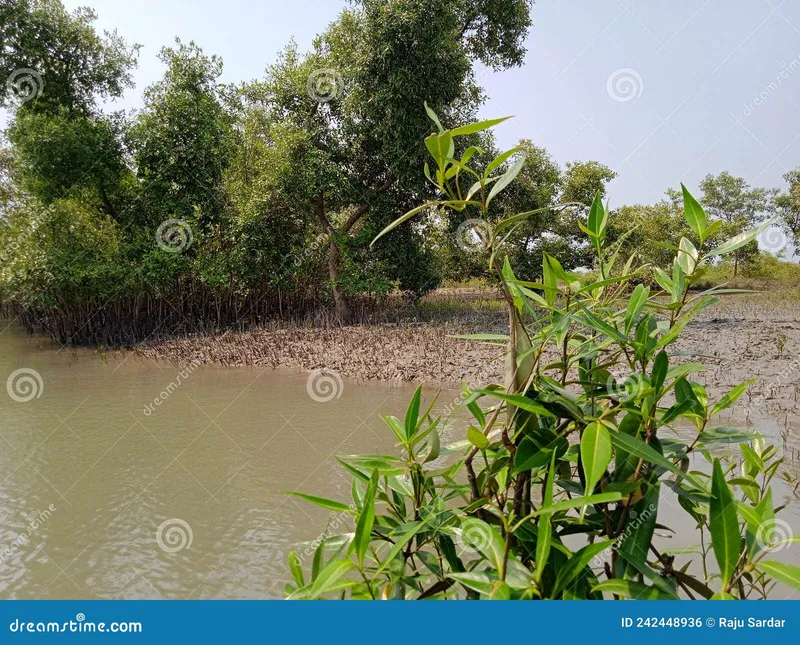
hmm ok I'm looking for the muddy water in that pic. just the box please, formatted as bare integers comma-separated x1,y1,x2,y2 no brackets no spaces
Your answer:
0,320,464,599
2,317,800,599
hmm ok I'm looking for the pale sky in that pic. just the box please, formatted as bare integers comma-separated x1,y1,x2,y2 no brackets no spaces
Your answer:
33,0,800,211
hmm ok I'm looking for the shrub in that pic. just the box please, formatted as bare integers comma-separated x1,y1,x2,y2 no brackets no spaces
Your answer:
286,109,795,600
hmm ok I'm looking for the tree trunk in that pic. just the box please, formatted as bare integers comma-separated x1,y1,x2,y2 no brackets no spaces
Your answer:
314,195,351,322
327,238,351,322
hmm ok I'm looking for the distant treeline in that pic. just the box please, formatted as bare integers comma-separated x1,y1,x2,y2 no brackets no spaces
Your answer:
1,0,799,346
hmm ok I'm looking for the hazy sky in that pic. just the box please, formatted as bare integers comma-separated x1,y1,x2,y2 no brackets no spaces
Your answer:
39,0,800,209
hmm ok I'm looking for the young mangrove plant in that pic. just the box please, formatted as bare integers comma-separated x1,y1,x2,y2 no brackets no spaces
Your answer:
286,107,797,600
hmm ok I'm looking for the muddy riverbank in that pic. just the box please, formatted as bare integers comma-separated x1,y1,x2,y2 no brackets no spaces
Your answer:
136,294,800,418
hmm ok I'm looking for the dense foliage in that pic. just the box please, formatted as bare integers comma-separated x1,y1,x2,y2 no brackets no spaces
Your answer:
287,111,800,600
1,0,797,347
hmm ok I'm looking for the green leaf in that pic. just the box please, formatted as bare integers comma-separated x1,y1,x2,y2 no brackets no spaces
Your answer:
451,115,512,137
459,518,506,574
706,215,779,258
756,561,800,590
580,422,612,496
288,492,355,515
354,471,378,566
609,431,702,486
424,101,444,132
486,156,525,206
552,540,614,597
404,385,422,440
592,579,678,600
476,390,557,418
535,453,557,583
288,552,304,586
372,201,451,247
651,350,669,394
710,380,754,416
677,237,698,275
586,191,607,257
374,521,426,576
710,459,740,587
308,558,353,599
528,492,624,516
578,305,630,345
467,425,489,450
448,571,495,595
624,284,649,334
681,184,707,242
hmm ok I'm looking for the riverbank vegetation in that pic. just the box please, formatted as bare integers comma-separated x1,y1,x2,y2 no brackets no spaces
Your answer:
288,110,800,600
2,0,800,347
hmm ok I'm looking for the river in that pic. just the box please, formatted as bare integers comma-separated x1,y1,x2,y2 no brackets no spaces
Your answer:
2,318,800,599
0,319,452,599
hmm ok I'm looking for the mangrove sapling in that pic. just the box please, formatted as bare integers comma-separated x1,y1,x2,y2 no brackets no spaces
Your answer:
286,108,798,600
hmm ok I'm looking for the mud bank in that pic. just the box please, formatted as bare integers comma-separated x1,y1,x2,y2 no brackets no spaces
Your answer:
135,324,504,386
136,295,800,420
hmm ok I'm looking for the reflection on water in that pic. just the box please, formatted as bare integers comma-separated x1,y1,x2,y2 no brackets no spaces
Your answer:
1,318,800,599
0,320,456,599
